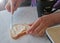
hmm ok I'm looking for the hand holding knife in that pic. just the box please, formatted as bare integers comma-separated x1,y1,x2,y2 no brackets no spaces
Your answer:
11,0,17,28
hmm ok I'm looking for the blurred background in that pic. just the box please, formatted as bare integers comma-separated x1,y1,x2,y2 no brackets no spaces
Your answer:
0,0,56,14
0,0,32,11
0,0,7,11
0,0,31,11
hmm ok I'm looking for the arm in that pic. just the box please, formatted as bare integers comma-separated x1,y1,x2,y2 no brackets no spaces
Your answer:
27,12,60,36
48,12,60,25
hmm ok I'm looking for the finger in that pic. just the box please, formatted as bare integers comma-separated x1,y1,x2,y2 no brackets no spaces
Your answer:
28,24,33,26
28,22,34,26
38,22,47,36
11,0,16,14
13,1,19,11
12,0,21,13
33,23,43,34
28,18,40,34
33,18,49,35
11,3,14,14
38,28,46,37
33,20,46,34
14,6,17,11
5,2,11,12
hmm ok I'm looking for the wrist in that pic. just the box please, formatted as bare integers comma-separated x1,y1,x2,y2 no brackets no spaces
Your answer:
49,12,60,24
47,14,60,26
42,15,55,27
47,14,56,25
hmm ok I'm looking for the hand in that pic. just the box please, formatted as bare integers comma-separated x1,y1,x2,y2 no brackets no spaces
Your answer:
27,15,54,36
5,0,23,14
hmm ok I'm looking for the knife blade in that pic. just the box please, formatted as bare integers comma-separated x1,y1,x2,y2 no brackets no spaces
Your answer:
11,14,13,29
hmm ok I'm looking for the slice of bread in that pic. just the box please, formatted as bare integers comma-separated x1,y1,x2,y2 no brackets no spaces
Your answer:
10,24,30,39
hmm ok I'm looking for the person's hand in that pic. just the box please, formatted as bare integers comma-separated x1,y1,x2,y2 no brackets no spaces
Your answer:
27,15,54,36
5,0,23,14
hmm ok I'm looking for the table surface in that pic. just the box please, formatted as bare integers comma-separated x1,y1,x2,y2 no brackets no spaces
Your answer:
0,7,50,43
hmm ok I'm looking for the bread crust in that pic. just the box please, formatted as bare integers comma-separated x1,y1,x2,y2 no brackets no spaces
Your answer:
10,24,30,39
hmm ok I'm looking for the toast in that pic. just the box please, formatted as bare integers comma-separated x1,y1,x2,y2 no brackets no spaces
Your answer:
10,24,30,39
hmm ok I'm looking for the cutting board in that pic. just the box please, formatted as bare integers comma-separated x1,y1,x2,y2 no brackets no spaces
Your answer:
46,25,60,43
